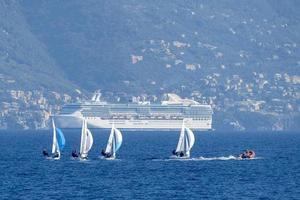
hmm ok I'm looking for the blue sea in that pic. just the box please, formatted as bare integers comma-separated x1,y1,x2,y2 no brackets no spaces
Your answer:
0,130,299,200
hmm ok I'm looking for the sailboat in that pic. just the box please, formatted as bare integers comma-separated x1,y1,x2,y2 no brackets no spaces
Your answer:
51,119,66,160
79,119,94,160
172,122,195,159
101,124,123,160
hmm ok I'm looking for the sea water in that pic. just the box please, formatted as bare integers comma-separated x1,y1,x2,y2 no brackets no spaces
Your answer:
0,130,299,199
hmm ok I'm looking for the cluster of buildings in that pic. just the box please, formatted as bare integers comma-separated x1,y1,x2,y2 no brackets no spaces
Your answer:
0,70,298,130
0,90,73,129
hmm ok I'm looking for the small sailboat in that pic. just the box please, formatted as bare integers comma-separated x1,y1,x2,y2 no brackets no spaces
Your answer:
172,122,195,159
101,124,123,160
51,119,66,160
79,119,94,160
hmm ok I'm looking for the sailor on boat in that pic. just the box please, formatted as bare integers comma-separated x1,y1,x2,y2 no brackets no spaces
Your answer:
101,149,113,158
52,152,60,159
42,149,49,157
72,150,79,158
239,149,256,159
172,122,195,159
172,150,185,157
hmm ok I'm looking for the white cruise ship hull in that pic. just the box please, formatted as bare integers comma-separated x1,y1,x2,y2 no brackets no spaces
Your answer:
55,93,213,131
55,115,212,131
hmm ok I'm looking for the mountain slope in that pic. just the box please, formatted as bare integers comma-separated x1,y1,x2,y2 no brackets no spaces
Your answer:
0,0,77,93
18,0,300,94
0,0,299,130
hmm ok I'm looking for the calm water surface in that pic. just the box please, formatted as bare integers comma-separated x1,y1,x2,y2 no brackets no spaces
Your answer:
0,130,299,200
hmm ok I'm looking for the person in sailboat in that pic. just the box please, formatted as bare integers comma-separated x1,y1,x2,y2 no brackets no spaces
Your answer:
72,150,79,158
42,149,49,157
101,149,112,158
53,152,60,159
101,149,106,156
172,150,185,157
172,149,176,155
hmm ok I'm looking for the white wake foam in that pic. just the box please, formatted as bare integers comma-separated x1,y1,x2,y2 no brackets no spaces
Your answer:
152,155,263,162
194,155,237,161
151,156,237,162
193,156,263,161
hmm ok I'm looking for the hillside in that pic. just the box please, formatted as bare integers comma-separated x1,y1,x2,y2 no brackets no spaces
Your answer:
0,1,79,92
0,0,299,130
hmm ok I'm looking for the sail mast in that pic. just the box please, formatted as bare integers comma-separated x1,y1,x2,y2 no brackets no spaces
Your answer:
112,128,116,156
83,120,87,154
80,119,86,155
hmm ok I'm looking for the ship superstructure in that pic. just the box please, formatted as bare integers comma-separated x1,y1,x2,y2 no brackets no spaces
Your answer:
55,92,213,130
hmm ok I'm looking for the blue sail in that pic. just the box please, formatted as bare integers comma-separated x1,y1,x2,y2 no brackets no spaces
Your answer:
115,140,122,152
56,128,66,151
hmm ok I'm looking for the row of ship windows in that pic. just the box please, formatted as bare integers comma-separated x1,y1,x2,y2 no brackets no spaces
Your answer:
81,112,212,117
83,114,210,118
82,109,211,114
83,116,211,121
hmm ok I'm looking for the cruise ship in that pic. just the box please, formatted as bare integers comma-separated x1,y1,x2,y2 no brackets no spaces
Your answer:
55,92,213,130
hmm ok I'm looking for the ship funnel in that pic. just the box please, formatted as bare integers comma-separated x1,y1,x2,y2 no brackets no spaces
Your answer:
91,90,102,102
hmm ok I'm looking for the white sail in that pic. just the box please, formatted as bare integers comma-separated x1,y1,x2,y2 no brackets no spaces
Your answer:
105,126,114,155
85,129,93,153
80,119,93,158
175,124,185,153
175,122,195,158
185,127,195,151
51,119,60,157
